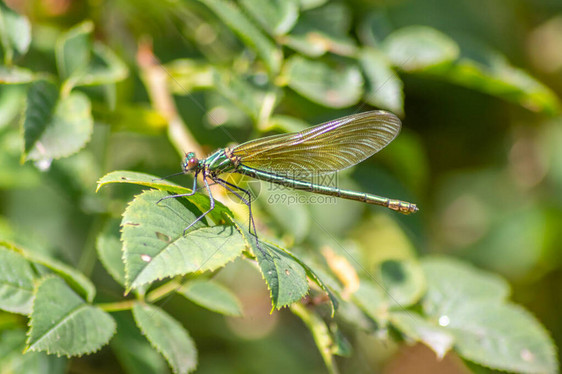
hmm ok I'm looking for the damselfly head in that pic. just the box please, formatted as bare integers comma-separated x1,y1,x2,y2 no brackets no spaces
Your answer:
182,152,199,173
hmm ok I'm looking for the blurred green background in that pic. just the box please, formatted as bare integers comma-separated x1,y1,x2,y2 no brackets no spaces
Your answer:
1,0,562,373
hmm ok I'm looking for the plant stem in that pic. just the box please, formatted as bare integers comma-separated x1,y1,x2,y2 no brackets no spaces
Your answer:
146,279,183,303
97,300,136,312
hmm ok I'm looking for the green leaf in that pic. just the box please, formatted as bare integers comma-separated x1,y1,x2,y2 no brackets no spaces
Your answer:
379,259,426,309
93,102,167,135
71,42,129,87
26,277,116,356
22,81,58,157
132,302,197,374
55,20,93,80
389,311,454,359
177,279,243,316
283,2,356,57
447,302,557,374
239,0,298,36
24,89,94,162
164,59,214,94
0,65,37,83
299,0,327,10
110,314,169,374
121,190,245,290
357,11,394,48
442,50,560,115
0,2,31,63
0,329,67,374
383,26,460,71
250,238,338,317
248,239,309,309
0,244,36,314
197,0,282,75
265,114,310,133
1,240,96,303
96,170,232,225
291,303,342,373
421,257,510,317
0,84,25,129
359,48,404,115
212,69,264,121
284,55,363,108
258,188,311,243
420,257,556,373
96,219,126,286
281,249,338,316
352,279,387,323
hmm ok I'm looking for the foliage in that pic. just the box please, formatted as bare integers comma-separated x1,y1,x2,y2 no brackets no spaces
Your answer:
1,0,562,373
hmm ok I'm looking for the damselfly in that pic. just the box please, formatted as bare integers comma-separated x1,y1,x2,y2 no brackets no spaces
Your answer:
162,111,418,237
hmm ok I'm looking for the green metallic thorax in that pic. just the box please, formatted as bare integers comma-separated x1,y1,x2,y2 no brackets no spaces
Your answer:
201,149,236,175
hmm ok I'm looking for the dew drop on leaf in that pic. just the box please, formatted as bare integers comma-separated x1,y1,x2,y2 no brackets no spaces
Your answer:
438,315,450,327
520,348,535,362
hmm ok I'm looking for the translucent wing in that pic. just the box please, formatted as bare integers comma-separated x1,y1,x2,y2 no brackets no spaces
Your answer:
231,111,401,174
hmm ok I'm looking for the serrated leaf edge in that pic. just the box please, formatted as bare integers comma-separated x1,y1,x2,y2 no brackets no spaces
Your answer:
25,275,116,357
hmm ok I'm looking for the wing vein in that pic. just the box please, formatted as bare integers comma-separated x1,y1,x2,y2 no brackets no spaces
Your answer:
231,111,401,175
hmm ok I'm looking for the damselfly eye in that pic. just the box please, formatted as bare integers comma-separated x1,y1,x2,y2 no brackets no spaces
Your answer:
187,157,198,170
182,152,199,172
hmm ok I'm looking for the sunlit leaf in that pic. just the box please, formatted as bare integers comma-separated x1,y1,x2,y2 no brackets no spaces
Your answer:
55,20,93,80
24,87,94,162
247,238,309,309
93,102,167,135
96,170,232,227
299,0,327,10
133,302,197,374
359,48,404,115
278,246,338,316
72,42,129,87
352,279,386,322
264,114,310,133
0,85,25,129
448,303,557,374
197,0,282,75
1,240,96,303
383,26,459,71
121,190,245,290
421,256,510,317
0,244,36,314
55,21,92,82
291,303,345,373
22,81,58,157
110,314,169,374
284,55,363,108
0,65,37,84
211,69,265,121
239,0,298,36
164,59,214,94
0,329,67,374
389,311,454,359
178,279,243,316
379,259,425,309
357,11,394,48
421,257,555,373
26,277,115,356
258,188,311,243
283,2,356,57
0,2,31,63
96,219,125,286
442,49,560,115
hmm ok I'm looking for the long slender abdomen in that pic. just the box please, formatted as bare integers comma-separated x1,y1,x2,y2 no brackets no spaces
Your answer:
237,166,418,214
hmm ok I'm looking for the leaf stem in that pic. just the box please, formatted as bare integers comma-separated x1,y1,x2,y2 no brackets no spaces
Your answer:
97,300,136,312
146,279,183,303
